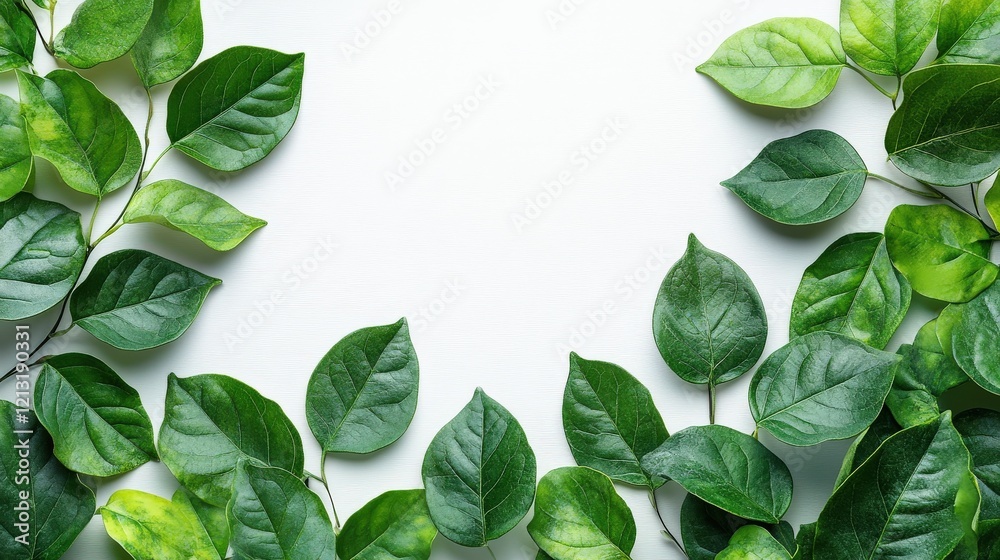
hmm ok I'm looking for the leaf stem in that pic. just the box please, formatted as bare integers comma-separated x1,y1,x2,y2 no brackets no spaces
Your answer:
867,173,943,199
85,198,101,244
48,3,54,48
319,453,341,531
847,64,897,101
0,301,73,383
924,183,1000,236
972,183,982,219
708,382,716,425
486,544,498,560
649,489,686,556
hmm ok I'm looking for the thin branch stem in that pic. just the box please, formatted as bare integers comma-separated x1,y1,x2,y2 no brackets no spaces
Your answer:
85,198,101,244
893,75,902,110
0,300,73,383
924,183,1000,236
708,382,716,425
867,173,943,199
485,544,498,560
47,3,54,48
319,453,341,531
649,489,686,556
847,64,897,100
972,183,983,219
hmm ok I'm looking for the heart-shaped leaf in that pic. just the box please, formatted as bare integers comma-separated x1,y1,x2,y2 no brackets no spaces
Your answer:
717,525,792,560
840,0,940,76
680,494,795,560
422,388,536,547
34,353,156,476
337,490,437,560
0,0,34,72
101,490,220,560
937,0,1000,64
951,283,1000,394
131,0,204,88
54,0,153,68
0,94,33,201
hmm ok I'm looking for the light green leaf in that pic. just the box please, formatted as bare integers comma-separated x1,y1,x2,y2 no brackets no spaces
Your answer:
986,181,1000,226
422,388,536,547
642,425,793,524
124,179,266,251
955,409,1000,522
528,467,636,560
697,18,846,108
17,69,142,197
750,331,900,446
885,204,997,303
228,462,336,560
717,525,792,560
814,413,973,559
562,353,669,489
951,283,1000,394
0,0,34,71
653,234,767,388
0,192,85,320
34,353,156,477
0,93,33,200
0,402,95,560
887,318,969,427
167,46,304,171
886,64,1000,186
131,0,203,88
680,495,796,560
337,490,437,560
69,249,220,350
835,408,902,488
841,0,940,75
937,0,1000,64
306,318,419,455
101,489,220,560
172,488,229,559
53,0,154,69
790,232,910,348
722,130,867,225
158,373,304,507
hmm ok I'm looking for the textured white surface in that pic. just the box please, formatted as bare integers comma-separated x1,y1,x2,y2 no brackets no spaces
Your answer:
0,0,939,558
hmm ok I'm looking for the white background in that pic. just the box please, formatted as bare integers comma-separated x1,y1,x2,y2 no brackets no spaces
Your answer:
0,0,967,558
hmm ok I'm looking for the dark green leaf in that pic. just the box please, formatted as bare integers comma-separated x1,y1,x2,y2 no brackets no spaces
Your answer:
306,318,419,455
642,425,793,524
841,0,940,75
0,93,33,200
34,353,156,476
793,523,816,560
100,489,220,560
937,0,1000,64
131,0,203,88
0,192,85,320
528,467,636,560
70,249,220,350
123,179,266,251
17,69,142,197
422,388,536,547
166,46,304,171
680,494,795,560
956,409,1000,522
562,353,669,489
172,488,229,559
835,407,902,488
790,232,910,348
53,0,153,68
337,490,437,560
717,525,792,560
722,130,867,225
158,373,304,507
951,283,1000,394
0,0,34,71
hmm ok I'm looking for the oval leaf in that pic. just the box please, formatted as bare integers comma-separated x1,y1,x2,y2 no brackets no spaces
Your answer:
70,249,221,350
131,0,204,88
158,373,304,507
0,0,34,72
722,130,867,225
228,462,336,560
653,234,767,387
124,179,266,251
53,0,153,68
17,69,142,197
34,353,156,477
750,331,900,446
790,232,910,348
951,282,1000,394
885,204,998,303
841,0,940,76
937,0,1000,64
528,467,636,560
0,192,85,320
697,18,847,108
642,425,793,524
306,318,419,455
717,525,792,560
562,353,669,489
680,495,795,560
167,46,304,171
337,490,437,560
0,93,33,201
422,388,536,547
101,490,220,560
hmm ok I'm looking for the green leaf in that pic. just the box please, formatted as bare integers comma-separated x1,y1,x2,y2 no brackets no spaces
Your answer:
653,234,767,388
835,408,902,488
793,523,816,560
34,353,156,477
885,204,997,303
17,69,142,197
886,64,1000,186
29,0,49,8
101,489,220,560
680,495,795,560
0,93,33,201
717,525,792,560
697,18,846,108
0,192,85,320
0,402,95,560
158,373,304,507
887,318,969,427
53,0,154,68
750,331,900,446
951,283,1000,394
528,467,636,560
642,425,793,524
937,0,1000,64
790,232,911,348
69,249,221,350
721,130,867,225
131,0,203,88
306,318,419,455
123,179,266,251
172,488,229,559
337,490,437,560
814,413,973,559
562,353,669,489
167,46,304,171
228,461,336,560
978,522,1000,559
840,0,940,75
422,388,536,547
955,409,1000,522
986,181,1000,227
0,0,34,71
